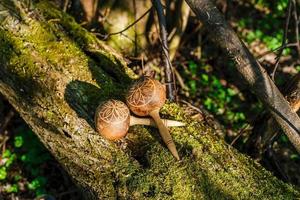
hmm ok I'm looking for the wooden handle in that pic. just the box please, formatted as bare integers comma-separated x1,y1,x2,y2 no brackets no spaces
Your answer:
149,109,180,160
130,116,185,127
162,119,185,127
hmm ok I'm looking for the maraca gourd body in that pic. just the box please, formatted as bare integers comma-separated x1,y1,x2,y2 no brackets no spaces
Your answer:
95,100,130,140
126,77,180,160
95,99,185,141
126,77,166,116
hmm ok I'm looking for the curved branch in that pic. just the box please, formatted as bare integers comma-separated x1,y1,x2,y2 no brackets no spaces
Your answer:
271,0,293,81
152,0,177,101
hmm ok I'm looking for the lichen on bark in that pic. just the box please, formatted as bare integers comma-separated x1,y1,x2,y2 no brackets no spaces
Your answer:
0,1,299,199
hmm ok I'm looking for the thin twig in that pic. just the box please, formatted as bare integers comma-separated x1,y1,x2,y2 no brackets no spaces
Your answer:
133,0,138,56
256,43,298,60
1,136,9,154
271,0,293,81
152,0,177,101
141,55,145,75
63,0,69,12
0,110,14,134
119,32,135,43
174,68,189,91
230,124,250,146
180,100,203,114
97,7,152,40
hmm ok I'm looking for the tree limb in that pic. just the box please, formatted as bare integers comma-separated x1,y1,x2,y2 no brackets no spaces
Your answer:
246,74,300,159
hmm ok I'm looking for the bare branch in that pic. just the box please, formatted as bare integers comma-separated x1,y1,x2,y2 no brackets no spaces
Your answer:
152,0,177,101
271,0,292,81
257,43,298,60
96,7,152,40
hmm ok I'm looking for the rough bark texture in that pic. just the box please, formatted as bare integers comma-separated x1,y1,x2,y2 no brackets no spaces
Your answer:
185,0,300,153
246,74,300,158
0,1,299,199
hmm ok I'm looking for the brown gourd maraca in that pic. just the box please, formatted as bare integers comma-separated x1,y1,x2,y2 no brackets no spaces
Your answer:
95,100,130,140
126,77,180,160
95,99,185,140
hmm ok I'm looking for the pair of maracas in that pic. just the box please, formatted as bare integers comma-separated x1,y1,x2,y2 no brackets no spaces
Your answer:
94,77,182,160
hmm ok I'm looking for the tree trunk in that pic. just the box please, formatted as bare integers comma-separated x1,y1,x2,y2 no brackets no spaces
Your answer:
0,1,299,199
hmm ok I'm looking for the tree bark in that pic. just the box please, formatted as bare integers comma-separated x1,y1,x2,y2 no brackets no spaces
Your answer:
0,1,299,199
246,74,300,159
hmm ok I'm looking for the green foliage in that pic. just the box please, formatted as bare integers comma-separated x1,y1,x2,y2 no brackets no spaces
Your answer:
28,176,47,196
296,65,300,72
14,136,23,148
253,0,289,15
0,128,51,197
0,167,7,180
280,134,289,143
0,149,16,182
290,154,299,161
238,0,292,55
5,184,18,193
183,61,252,131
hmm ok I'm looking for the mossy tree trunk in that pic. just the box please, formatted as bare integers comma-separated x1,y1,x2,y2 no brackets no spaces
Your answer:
0,1,299,199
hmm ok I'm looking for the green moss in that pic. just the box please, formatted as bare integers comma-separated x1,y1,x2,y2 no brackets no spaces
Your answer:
49,100,299,199
122,103,300,199
1,3,123,130
36,1,137,82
